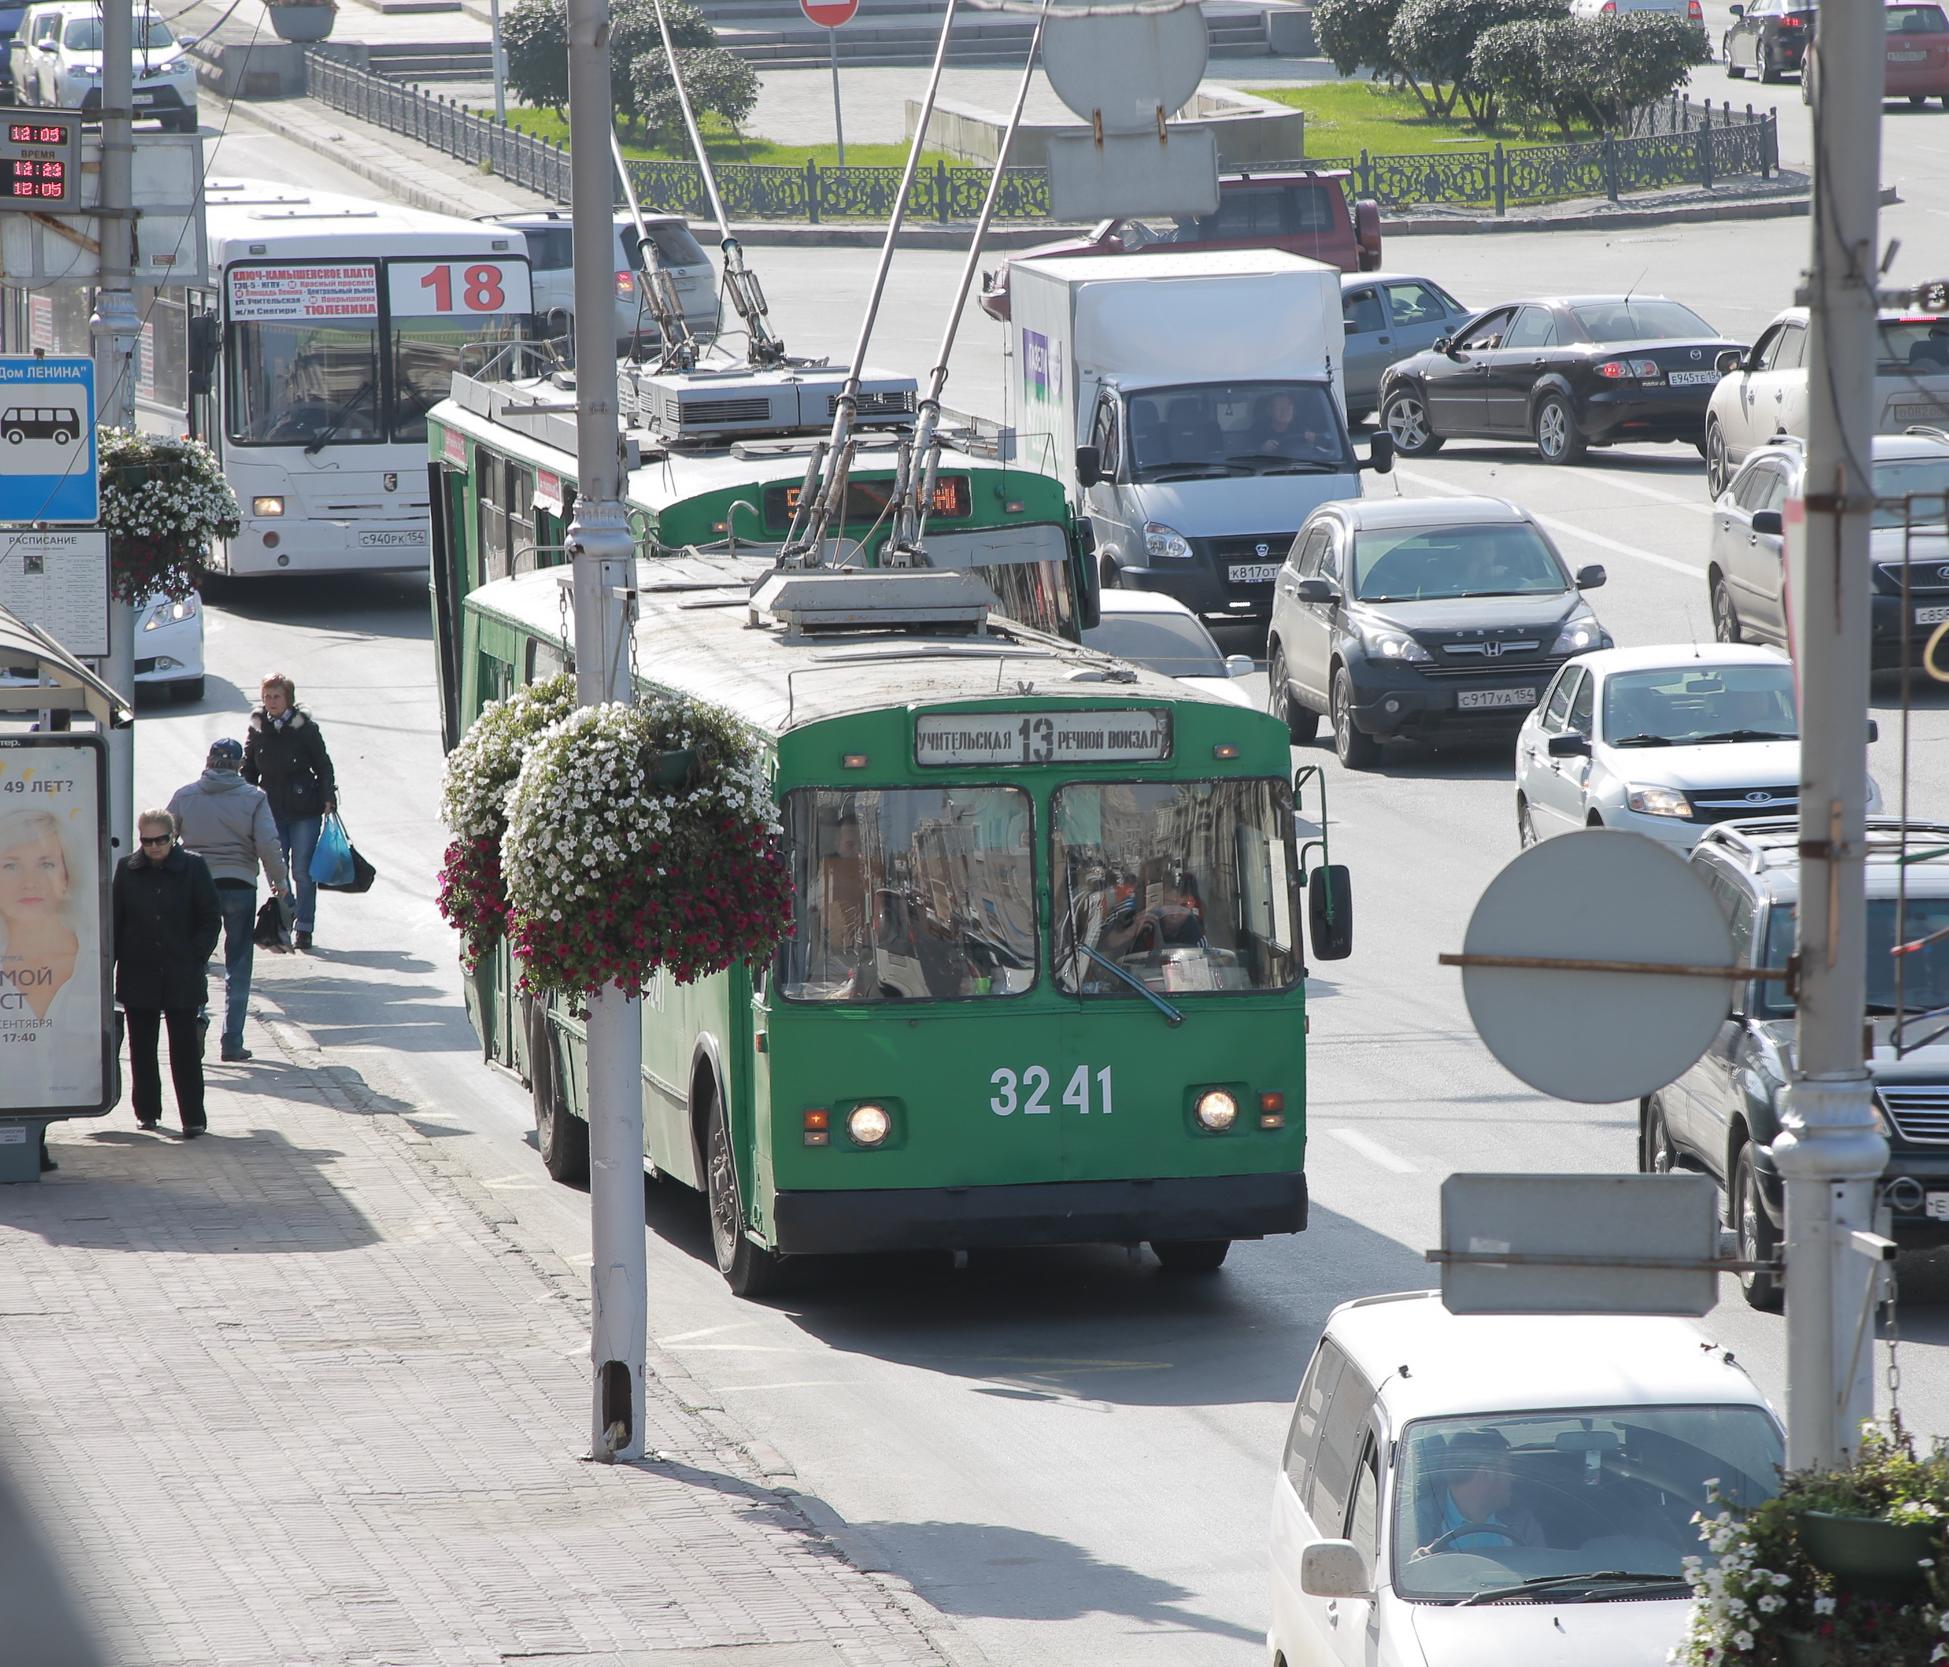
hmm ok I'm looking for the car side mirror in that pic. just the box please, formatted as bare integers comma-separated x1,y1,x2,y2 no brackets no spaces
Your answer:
1729,3,1744,15
1366,431,1395,475
1075,444,1102,489
188,311,219,376
1750,509,1784,537
1432,334,1454,357
1308,865,1354,962
1225,654,1255,679
1575,563,1606,590
1548,732,1591,758
1869,718,1880,742
1717,348,1745,376
177,31,199,46
1295,577,1339,605
1300,1540,1372,1600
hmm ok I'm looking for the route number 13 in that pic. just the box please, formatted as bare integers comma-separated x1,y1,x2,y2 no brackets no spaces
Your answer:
989,1065,1114,1116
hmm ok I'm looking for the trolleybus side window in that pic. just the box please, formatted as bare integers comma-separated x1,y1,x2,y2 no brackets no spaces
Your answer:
229,317,383,447
1052,778,1299,997
479,454,512,582
507,463,537,574
778,787,1036,1003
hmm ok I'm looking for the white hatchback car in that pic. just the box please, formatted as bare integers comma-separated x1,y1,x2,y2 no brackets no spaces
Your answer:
1513,644,1878,850
10,1,198,129
1084,590,1257,707
1269,1291,1784,1667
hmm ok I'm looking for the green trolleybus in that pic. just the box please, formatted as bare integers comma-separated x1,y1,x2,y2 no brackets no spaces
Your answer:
448,558,1349,1294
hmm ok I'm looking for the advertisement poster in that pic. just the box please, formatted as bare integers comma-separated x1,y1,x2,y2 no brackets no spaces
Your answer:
0,741,105,1112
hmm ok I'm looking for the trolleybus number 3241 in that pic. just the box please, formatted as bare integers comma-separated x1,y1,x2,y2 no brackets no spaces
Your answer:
990,1065,1115,1117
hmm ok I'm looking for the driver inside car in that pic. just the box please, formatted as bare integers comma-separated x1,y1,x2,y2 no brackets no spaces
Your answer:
1412,1431,1548,1557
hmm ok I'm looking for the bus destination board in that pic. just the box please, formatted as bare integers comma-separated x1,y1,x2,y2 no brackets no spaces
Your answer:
0,111,80,213
915,709,1172,767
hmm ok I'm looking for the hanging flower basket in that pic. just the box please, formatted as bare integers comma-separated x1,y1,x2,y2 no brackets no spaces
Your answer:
437,672,577,970
1796,1510,1938,1599
96,430,239,604
499,694,793,1007
265,0,337,41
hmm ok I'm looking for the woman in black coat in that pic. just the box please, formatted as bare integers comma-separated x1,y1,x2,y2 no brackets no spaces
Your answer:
242,671,337,951
113,809,221,1135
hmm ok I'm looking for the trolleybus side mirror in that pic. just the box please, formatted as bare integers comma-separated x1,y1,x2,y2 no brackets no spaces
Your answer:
1308,865,1354,962
1366,431,1394,474
1075,444,1103,489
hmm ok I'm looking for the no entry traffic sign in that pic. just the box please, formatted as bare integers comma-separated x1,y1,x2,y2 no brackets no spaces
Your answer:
801,0,857,26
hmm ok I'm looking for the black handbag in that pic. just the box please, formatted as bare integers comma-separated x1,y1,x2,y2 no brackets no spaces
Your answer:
318,821,377,894
254,894,291,949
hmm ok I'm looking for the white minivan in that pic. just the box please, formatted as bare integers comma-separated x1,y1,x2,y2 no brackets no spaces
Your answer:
1269,1292,1784,1667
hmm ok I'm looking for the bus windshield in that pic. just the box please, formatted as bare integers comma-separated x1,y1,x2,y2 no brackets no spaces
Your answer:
228,320,383,447
1053,778,1298,997
779,786,1037,1003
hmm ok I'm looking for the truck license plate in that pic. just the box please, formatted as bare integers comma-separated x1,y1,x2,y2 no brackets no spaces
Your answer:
1457,687,1537,711
1228,563,1278,583
1667,370,1719,386
1918,605,1949,625
1928,1192,1949,1220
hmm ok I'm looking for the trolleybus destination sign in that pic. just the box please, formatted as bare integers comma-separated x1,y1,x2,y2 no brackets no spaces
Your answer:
915,710,1172,767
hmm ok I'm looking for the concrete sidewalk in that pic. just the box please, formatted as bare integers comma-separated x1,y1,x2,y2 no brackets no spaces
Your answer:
5,970,963,1667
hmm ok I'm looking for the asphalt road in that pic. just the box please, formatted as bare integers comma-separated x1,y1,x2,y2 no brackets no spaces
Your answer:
123,101,1949,1667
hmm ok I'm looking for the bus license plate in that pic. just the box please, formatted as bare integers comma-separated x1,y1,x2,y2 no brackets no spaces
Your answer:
1457,687,1536,711
1667,370,1719,386
1228,563,1278,583
359,530,425,548
1918,605,1949,625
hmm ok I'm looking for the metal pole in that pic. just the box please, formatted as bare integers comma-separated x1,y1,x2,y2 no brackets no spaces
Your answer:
829,27,845,169
91,0,137,859
1772,0,1888,1471
490,0,507,122
566,0,647,1465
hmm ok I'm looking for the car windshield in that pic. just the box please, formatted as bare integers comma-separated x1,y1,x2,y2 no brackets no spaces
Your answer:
63,14,173,47
1392,1405,1783,1604
1124,381,1351,480
1567,300,1716,342
1874,458,1949,527
1877,317,1949,372
1602,663,1797,745
1352,522,1569,601
777,787,1036,1003
1085,611,1226,677
1760,893,1949,1015
1052,779,1299,998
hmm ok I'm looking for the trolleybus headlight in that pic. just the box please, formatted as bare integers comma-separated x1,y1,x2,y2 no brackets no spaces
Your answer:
1194,1089,1238,1132
847,1103,892,1147
253,496,285,517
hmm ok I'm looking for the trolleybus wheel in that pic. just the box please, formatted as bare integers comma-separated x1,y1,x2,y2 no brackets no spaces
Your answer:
530,1003,589,1186
707,1092,778,1298
1150,1239,1230,1274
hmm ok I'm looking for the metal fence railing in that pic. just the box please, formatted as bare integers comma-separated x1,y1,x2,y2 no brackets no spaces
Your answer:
302,56,1781,222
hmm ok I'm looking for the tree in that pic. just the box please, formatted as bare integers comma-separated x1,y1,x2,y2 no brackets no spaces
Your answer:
1585,12,1712,126
628,37,758,146
1468,17,1589,132
499,0,568,115
1388,0,1566,122
1469,10,1711,132
1312,0,1407,79
497,0,754,136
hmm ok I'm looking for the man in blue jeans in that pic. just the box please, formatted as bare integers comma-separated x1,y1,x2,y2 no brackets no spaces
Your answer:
167,739,288,1063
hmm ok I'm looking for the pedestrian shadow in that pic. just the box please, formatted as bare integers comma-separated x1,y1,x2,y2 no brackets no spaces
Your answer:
250,973,472,1053
193,1053,414,1117
11,1124,379,1252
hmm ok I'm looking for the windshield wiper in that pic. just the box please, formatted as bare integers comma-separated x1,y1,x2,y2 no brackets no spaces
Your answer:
304,379,375,455
1461,1571,1688,1606
1610,733,1675,747
1079,941,1184,1027
1692,728,1797,744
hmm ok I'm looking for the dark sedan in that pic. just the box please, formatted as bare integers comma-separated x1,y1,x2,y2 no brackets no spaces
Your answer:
1377,295,1746,466
1723,0,1816,80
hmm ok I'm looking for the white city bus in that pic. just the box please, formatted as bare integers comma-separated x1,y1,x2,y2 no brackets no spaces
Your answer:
1,177,532,578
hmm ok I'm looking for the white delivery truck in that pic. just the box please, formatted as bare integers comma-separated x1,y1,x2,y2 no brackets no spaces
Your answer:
1008,248,1391,635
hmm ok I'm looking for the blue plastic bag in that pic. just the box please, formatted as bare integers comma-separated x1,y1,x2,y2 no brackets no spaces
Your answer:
310,813,355,888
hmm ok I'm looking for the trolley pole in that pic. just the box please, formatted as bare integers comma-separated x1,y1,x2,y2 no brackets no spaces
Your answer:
1773,0,1888,1469
565,0,647,1464
90,0,138,854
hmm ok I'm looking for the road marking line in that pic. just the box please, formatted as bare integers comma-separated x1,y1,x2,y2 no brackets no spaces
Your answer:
1328,1127,1420,1173
1397,465,1700,578
1579,472,1714,514
715,1380,847,1392
659,1322,759,1345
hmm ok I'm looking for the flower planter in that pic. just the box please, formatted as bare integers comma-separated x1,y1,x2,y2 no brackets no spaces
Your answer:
265,3,336,42
1780,1632,1841,1667
1795,1510,1937,1599
649,748,697,790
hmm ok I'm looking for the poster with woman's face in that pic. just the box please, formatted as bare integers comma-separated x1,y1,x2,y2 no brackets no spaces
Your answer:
0,744,105,1112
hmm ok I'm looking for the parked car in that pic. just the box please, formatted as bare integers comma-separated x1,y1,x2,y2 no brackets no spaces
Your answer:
1084,591,1257,706
487,208,718,355
1265,496,1610,767
1340,273,1472,425
1514,643,1881,849
0,0,28,98
1650,818,1949,1309
1378,294,1742,465
1269,1290,1782,1667
1709,430,1949,662
1723,0,1816,79
1804,0,1949,105
1570,0,1708,28
1703,306,1949,493
977,170,1383,322
9,1,198,129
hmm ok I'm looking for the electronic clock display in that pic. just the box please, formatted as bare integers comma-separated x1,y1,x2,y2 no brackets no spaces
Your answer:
9,123,68,145
0,112,78,208
762,474,971,532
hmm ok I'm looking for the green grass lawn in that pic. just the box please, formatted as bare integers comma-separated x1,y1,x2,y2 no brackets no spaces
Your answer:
490,106,953,169
1258,80,1597,158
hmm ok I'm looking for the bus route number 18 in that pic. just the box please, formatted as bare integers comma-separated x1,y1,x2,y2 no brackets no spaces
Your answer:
418,263,507,313
990,1065,1114,1117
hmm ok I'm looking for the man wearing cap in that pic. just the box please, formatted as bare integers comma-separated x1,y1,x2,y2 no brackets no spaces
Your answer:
167,740,287,1064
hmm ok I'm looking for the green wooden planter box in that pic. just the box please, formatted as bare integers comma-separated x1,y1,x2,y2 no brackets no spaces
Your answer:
1796,1510,1938,1599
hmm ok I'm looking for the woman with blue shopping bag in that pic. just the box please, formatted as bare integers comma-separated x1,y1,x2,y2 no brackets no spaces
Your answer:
242,672,337,952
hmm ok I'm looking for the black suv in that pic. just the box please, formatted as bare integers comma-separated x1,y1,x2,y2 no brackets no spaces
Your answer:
1644,817,1949,1311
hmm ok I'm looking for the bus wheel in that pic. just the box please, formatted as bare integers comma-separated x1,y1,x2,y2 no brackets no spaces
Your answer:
530,1005,589,1186
1150,1239,1230,1274
706,1094,778,1298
